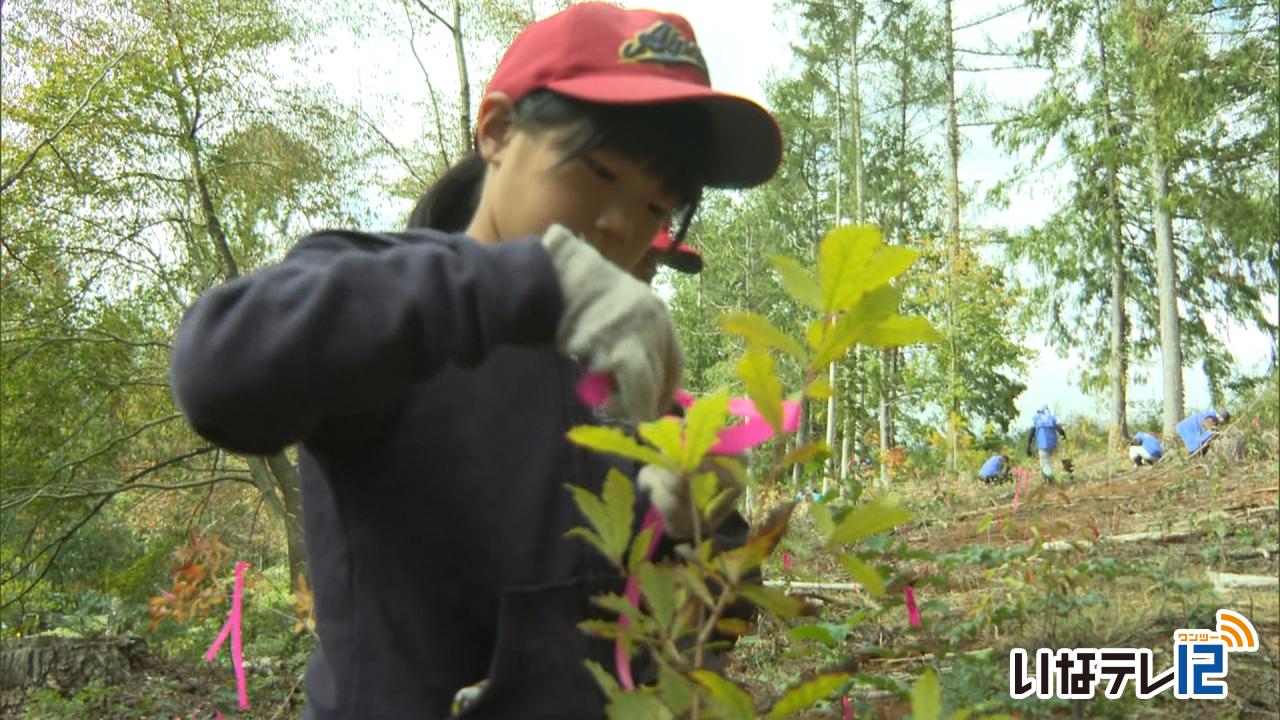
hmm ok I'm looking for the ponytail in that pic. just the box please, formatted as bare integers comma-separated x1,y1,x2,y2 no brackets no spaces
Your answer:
406,152,486,232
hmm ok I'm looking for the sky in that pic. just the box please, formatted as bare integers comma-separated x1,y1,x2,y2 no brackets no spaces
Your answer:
306,0,1278,428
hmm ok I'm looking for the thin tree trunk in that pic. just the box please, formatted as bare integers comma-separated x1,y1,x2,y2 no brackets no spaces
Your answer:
1097,0,1129,448
172,69,308,591
944,0,962,476
451,0,471,152
1151,153,1184,439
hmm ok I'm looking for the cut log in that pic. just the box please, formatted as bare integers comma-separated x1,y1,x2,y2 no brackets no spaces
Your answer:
0,635,146,691
1206,572,1280,594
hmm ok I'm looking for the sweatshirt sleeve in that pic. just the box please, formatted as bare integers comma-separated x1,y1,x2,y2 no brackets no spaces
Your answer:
169,230,563,455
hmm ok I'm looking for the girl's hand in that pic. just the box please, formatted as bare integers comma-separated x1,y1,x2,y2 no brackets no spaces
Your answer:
541,224,682,421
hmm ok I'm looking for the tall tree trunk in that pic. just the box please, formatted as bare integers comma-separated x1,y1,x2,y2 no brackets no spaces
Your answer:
1097,0,1129,448
823,67,845,497
451,0,471,152
171,69,308,591
1151,153,1184,439
943,0,962,476
841,2,866,491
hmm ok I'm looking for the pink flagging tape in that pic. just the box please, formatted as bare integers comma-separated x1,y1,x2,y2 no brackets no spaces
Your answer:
905,585,921,628
205,561,250,710
616,505,665,690
578,373,801,454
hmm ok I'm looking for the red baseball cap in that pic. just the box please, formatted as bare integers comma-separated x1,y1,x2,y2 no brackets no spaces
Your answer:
651,225,702,274
484,3,781,189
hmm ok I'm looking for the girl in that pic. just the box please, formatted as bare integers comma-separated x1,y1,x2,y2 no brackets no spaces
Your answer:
170,4,780,718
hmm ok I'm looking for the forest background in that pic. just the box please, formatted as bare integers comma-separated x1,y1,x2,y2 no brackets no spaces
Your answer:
1,0,1277,717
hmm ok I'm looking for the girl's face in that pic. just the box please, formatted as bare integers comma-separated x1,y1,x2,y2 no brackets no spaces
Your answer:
468,96,678,272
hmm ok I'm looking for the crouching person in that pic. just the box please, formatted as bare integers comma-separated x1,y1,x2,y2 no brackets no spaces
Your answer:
1129,432,1163,466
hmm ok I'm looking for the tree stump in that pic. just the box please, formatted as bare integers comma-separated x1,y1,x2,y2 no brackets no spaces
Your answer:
0,635,147,711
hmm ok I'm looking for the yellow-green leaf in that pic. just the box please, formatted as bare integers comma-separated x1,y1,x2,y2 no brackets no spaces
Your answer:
628,527,655,573
819,225,882,313
636,564,677,631
564,469,635,565
782,441,829,467
839,554,885,596
639,416,685,463
811,502,834,540
764,673,853,720
861,315,943,348
771,254,822,311
682,391,730,470
737,347,784,433
738,584,805,618
715,617,752,637
720,311,807,361
658,663,695,715
690,670,756,720
911,668,941,720
584,659,622,698
825,497,912,547
568,425,669,468
607,689,674,720
804,378,832,399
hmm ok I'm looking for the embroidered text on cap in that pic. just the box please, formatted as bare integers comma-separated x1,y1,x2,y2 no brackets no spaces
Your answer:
618,21,708,74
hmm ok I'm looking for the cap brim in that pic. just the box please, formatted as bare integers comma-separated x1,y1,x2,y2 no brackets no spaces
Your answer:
661,248,703,274
547,74,782,188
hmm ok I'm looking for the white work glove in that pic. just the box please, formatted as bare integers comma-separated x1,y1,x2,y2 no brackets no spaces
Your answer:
541,224,682,421
637,461,744,541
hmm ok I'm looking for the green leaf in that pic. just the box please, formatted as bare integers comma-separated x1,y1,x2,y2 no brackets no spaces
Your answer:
658,663,696,715
839,554,885,596
860,315,942,348
688,471,719,513
607,689,674,720
911,668,941,720
638,417,685,463
811,502,834,540
738,584,805,618
786,623,850,649
628,526,655,573
782,441,829,467
565,469,636,565
584,659,622,698
690,670,756,720
976,513,996,533
771,254,822,311
737,347,784,433
825,497,912,547
803,378,832,399
819,224,882,313
636,563,677,631
715,617,752,637
764,673,853,720
720,311,806,361
682,392,729,471
568,425,669,468
718,503,794,582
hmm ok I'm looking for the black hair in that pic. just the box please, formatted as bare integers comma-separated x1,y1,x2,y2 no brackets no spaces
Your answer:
407,90,711,245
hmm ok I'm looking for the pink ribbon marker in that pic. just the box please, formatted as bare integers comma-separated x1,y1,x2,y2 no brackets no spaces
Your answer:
842,695,852,720
205,561,250,710
616,506,665,690
782,551,792,574
904,585,921,627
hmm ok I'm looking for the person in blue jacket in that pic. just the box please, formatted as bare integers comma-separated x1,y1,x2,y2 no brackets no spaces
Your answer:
1177,409,1231,457
977,453,1011,483
1025,406,1067,483
169,5,782,718
1129,432,1163,466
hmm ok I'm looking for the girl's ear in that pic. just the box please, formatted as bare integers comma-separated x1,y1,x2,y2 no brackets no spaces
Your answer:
475,93,517,163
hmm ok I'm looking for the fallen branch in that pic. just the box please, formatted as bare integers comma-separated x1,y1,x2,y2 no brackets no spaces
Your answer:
1206,571,1279,593
1226,545,1279,561
764,580,863,591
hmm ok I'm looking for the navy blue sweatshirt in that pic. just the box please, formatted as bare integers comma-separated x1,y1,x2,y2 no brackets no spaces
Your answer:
170,229,642,719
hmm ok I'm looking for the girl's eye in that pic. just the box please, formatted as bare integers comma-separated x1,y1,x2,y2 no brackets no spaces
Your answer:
581,155,617,183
